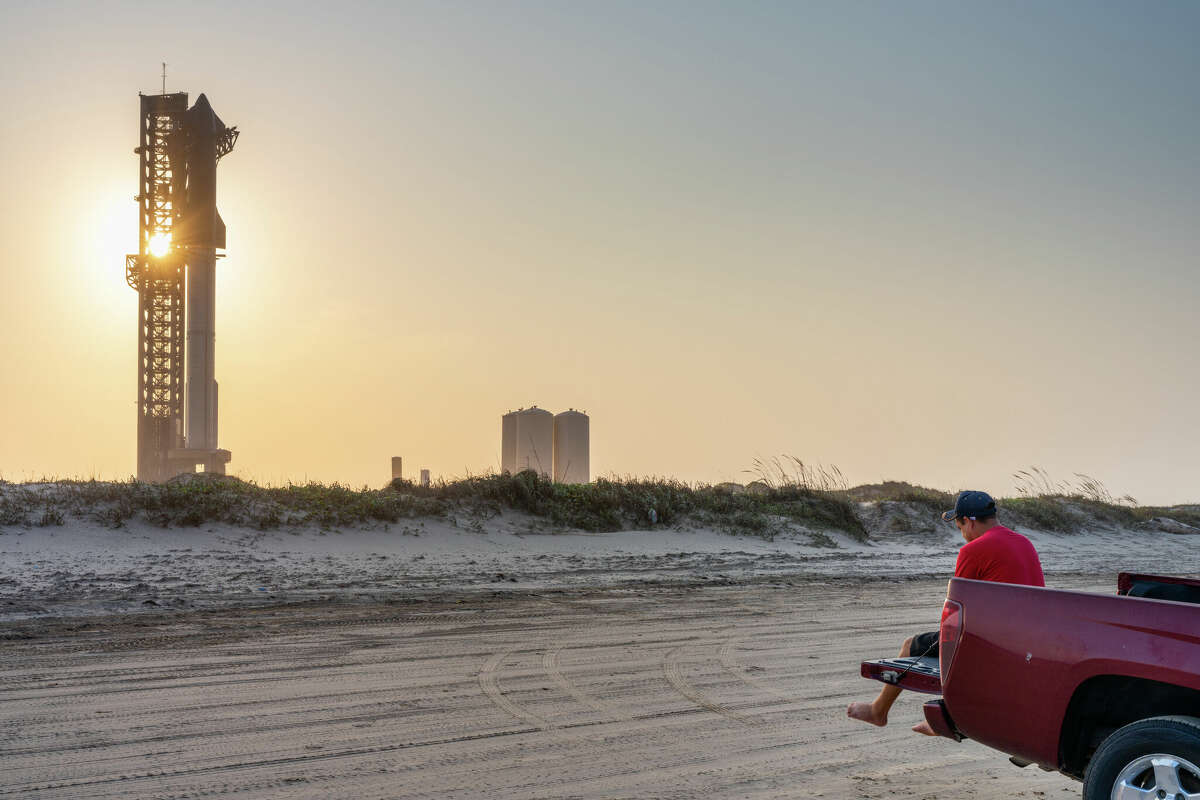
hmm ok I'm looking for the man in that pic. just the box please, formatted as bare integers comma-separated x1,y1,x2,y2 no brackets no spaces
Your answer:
846,490,1044,734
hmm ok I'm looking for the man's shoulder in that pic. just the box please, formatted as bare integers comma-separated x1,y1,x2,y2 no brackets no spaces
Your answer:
964,525,1030,553
981,526,1042,563
984,524,1025,542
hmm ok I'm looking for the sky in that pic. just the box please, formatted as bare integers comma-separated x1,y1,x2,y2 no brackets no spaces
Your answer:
1,1,1199,504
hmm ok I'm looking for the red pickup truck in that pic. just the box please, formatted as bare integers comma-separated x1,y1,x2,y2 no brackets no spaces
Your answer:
862,573,1200,799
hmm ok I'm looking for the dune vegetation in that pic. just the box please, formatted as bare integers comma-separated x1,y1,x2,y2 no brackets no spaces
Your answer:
1,461,1196,541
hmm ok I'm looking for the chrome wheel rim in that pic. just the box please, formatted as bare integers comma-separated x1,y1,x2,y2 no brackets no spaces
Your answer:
1112,753,1200,800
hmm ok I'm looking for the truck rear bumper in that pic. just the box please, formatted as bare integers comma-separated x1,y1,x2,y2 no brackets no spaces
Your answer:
923,699,964,742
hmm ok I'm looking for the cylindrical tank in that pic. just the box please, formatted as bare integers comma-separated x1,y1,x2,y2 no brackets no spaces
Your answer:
514,407,554,478
501,411,518,475
553,409,590,484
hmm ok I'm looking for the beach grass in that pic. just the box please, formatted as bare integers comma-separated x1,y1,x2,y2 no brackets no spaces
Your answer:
1,467,1194,540
0,471,863,540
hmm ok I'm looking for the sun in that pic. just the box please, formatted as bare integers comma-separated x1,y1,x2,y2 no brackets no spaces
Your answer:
148,232,172,258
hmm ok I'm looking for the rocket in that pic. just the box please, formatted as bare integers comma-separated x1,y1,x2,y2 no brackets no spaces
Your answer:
180,94,236,463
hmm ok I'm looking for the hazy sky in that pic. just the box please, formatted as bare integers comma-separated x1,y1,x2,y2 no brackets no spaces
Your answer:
2,2,1199,503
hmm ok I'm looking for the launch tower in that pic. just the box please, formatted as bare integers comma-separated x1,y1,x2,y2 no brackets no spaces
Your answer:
125,90,238,481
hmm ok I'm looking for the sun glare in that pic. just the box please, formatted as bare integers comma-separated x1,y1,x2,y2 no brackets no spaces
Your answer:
148,233,172,258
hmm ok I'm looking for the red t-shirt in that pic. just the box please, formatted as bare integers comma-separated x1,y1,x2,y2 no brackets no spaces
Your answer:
954,525,1045,586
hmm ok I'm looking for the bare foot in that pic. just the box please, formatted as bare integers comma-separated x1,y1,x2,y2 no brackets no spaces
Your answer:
846,701,887,727
911,721,936,736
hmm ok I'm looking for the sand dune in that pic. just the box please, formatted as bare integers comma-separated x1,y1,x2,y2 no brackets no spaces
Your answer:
0,506,1193,620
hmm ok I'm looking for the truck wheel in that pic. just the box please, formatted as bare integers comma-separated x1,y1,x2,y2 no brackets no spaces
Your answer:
1083,716,1200,800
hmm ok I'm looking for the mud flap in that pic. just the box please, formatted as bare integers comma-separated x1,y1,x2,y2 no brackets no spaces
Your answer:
923,698,964,741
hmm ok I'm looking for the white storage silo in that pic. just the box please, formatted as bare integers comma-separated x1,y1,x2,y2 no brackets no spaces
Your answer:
514,406,554,478
501,411,518,475
553,409,590,484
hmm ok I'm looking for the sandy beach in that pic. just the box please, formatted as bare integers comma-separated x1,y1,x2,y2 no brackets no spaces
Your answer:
2,577,1103,800
3,511,1198,798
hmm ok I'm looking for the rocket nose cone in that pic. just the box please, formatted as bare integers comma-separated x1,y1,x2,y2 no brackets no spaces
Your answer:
190,93,213,115
187,94,226,132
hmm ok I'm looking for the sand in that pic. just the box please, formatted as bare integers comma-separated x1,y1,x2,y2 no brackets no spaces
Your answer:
1,511,1189,620
2,578,1106,800
1,514,1197,798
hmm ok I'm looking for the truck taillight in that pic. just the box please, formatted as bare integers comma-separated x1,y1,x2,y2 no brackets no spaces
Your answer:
939,599,964,680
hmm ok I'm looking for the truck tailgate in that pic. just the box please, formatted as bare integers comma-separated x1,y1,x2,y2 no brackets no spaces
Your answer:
860,656,942,694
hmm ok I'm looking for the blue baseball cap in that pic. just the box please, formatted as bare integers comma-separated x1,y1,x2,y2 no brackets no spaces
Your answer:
942,490,997,523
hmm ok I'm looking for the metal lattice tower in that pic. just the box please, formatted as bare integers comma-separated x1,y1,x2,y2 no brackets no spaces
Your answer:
127,93,188,482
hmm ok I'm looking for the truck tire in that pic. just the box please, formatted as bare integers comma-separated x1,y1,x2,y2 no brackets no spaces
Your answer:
1083,716,1200,800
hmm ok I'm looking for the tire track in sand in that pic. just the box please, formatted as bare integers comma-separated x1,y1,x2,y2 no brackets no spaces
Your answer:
541,646,613,715
661,645,752,725
478,648,554,730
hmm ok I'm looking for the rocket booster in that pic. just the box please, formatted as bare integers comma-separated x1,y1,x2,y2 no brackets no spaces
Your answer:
182,94,235,454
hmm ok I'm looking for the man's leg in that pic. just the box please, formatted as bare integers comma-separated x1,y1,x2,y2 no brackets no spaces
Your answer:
846,635,913,727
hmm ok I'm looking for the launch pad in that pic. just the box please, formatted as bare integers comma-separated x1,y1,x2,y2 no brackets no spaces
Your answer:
126,90,238,482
